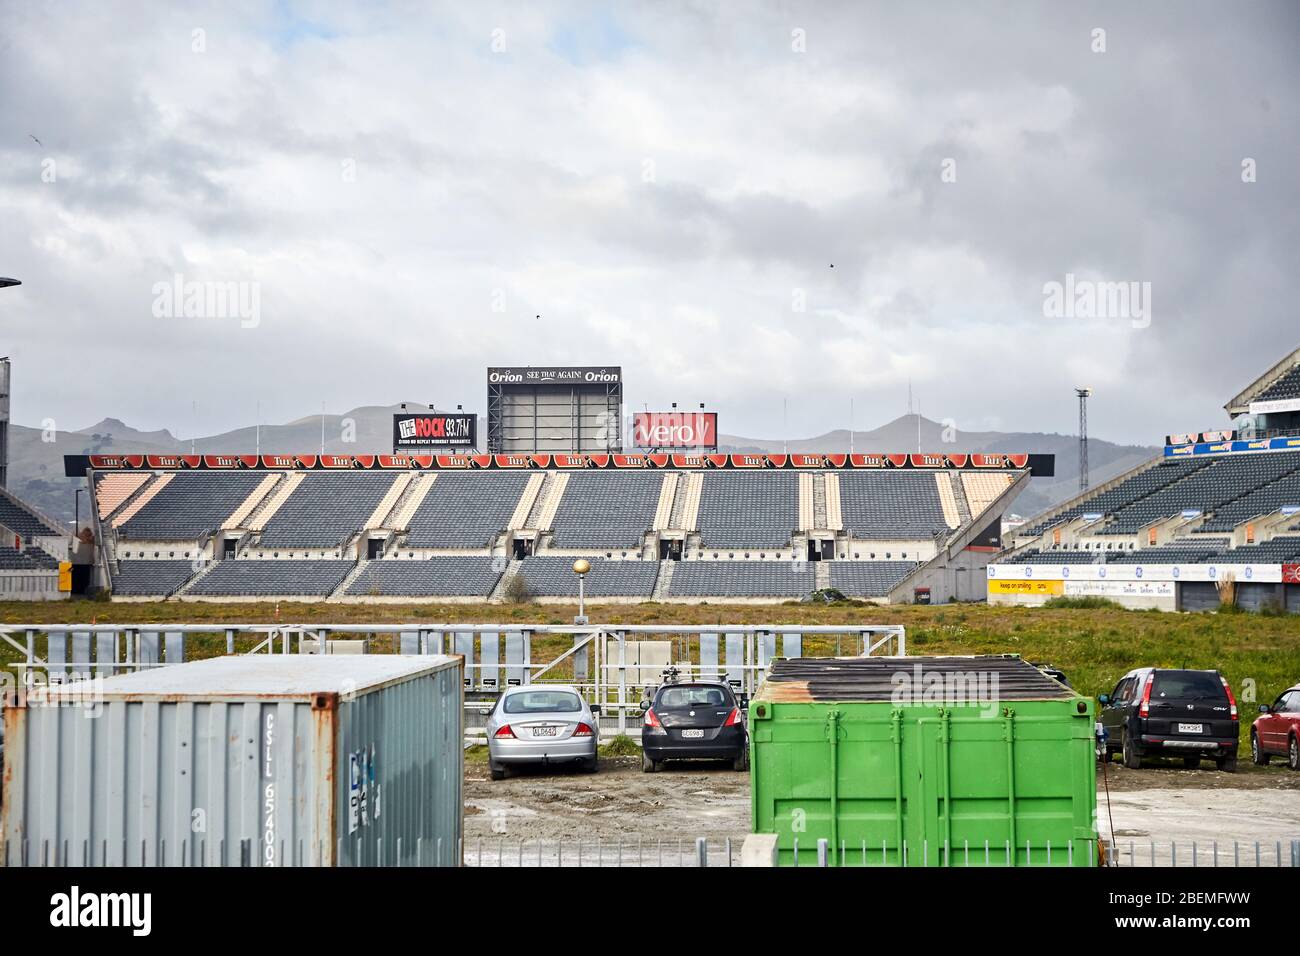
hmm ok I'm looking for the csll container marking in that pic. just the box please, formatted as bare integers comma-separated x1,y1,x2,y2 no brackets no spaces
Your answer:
263,711,276,866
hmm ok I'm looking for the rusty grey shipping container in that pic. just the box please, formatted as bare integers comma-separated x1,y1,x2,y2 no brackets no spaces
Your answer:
2,654,463,867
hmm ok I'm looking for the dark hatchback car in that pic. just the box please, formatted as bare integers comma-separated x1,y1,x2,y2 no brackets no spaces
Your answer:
640,680,748,773
1099,667,1238,772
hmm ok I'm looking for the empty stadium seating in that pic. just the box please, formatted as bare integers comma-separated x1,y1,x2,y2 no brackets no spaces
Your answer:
1020,458,1210,536
345,557,504,597
113,560,197,596
695,473,798,548
828,561,917,597
117,473,268,540
257,473,397,548
838,472,949,539
1105,540,1229,564
513,556,659,597
550,473,660,549
0,545,59,569
1254,365,1300,403
1097,452,1300,534
0,493,63,538
668,560,814,598
188,560,353,596
405,473,532,548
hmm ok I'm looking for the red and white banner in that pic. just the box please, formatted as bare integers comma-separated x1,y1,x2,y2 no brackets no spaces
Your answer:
633,411,718,449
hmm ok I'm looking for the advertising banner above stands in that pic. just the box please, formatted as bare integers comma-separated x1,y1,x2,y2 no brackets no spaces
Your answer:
988,562,1284,583
487,366,621,385
1164,435,1300,457
633,411,718,449
1249,398,1300,415
392,412,477,449
66,451,1054,476
1164,429,1236,446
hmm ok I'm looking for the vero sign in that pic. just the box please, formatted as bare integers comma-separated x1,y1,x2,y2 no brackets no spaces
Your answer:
633,411,718,449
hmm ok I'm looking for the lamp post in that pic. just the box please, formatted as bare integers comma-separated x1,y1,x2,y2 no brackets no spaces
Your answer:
573,558,590,625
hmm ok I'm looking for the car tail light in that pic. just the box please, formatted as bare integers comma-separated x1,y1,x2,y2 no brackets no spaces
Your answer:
644,707,666,735
494,724,516,739
1138,674,1154,718
722,707,742,727
1220,675,1238,720
573,722,594,737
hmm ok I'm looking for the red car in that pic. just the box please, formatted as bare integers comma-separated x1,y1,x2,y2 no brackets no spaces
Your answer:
1250,684,1300,770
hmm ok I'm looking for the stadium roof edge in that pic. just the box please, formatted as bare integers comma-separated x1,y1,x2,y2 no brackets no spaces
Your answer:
1224,344,1300,416
65,452,1055,477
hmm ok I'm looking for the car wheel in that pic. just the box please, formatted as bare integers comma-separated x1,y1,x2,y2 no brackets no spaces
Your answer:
732,747,750,772
583,754,599,774
641,751,660,773
1182,756,1201,770
489,760,506,781
1216,755,1237,773
1121,731,1142,769
1289,735,1299,771
1251,731,1269,766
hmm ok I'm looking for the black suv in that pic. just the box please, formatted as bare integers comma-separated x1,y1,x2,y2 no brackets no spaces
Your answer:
639,680,748,773
1099,668,1238,772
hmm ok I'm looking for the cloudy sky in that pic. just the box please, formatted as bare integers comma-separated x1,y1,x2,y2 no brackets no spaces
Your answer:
1,1,1297,446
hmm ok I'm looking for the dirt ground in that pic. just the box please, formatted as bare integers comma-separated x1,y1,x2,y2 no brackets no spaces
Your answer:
464,755,1300,850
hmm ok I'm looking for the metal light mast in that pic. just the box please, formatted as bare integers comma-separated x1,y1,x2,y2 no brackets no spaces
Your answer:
1076,387,1092,492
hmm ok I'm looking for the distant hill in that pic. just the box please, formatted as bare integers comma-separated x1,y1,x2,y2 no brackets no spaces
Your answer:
4,407,1157,524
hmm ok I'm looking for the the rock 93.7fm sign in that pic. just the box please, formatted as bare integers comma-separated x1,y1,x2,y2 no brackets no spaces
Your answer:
393,412,477,448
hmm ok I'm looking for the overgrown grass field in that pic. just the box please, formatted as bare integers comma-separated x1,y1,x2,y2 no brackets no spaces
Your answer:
3,599,1297,747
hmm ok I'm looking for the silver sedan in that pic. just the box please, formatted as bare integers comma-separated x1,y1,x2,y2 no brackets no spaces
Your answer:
483,685,600,780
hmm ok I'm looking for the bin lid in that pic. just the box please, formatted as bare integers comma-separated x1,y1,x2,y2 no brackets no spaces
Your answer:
35,654,461,703
756,655,1074,703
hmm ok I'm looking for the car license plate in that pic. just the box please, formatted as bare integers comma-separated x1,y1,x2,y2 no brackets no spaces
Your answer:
1177,723,1203,734
681,729,705,739
533,726,558,737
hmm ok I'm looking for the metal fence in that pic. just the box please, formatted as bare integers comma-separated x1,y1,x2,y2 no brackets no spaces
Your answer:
466,836,739,867
1107,838,1300,868
7,834,1297,868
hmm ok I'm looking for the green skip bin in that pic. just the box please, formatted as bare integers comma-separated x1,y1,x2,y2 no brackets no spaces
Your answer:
749,655,1098,867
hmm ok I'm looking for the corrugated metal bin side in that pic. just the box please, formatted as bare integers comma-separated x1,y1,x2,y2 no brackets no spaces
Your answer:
749,657,1098,867
333,657,464,866
2,655,464,867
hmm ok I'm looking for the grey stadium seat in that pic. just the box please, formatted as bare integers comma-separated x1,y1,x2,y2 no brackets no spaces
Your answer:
118,473,267,540
405,473,532,548
189,560,352,596
668,561,814,598
259,473,396,548
513,556,659,597
551,473,659,549
696,473,797,549
345,557,504,597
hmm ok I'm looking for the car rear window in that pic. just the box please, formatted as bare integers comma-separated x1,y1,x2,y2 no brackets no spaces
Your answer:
503,691,583,714
1151,671,1224,700
657,685,731,709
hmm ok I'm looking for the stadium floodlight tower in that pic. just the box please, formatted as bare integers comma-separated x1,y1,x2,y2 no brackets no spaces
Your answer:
1076,387,1092,492
572,558,590,625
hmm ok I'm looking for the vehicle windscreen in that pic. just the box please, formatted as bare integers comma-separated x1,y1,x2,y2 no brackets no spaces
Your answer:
657,685,730,710
503,691,583,714
1152,671,1224,700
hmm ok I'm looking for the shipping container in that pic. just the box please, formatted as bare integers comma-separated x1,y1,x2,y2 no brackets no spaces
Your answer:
750,656,1097,866
2,654,463,867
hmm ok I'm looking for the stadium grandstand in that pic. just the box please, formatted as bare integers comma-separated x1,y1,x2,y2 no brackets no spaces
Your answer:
993,346,1300,612
0,484,72,601
73,451,1034,604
